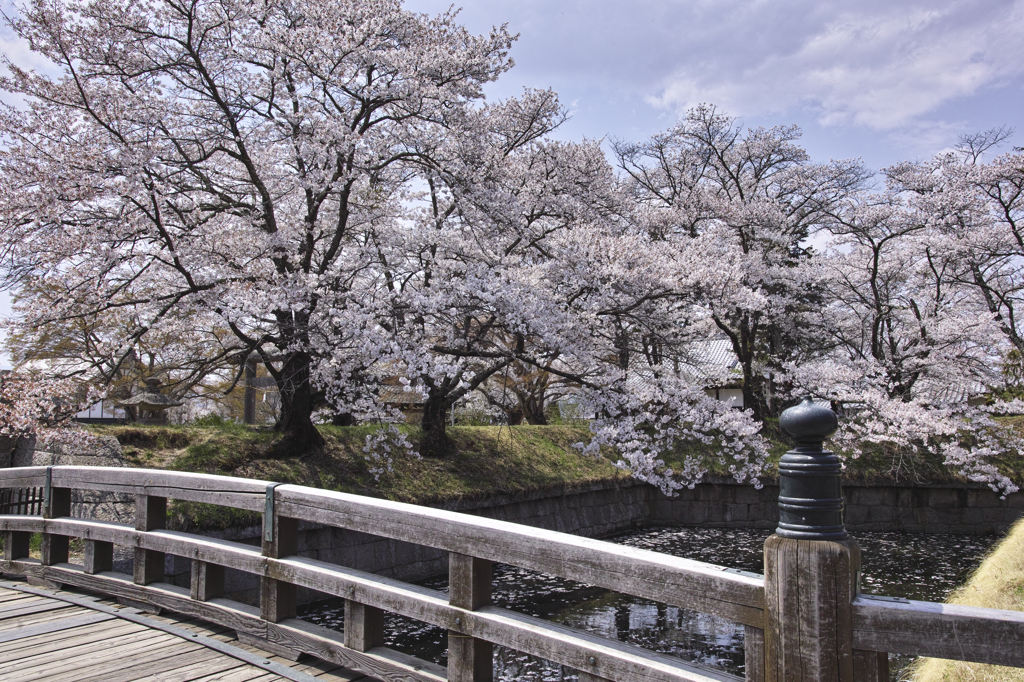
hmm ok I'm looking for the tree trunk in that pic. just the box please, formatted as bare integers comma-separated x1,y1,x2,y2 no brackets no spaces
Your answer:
331,412,356,426
521,395,548,425
420,394,450,458
274,352,324,455
741,361,769,422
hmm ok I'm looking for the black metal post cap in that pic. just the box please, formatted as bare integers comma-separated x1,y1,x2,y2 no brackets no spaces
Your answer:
776,395,846,540
779,395,838,445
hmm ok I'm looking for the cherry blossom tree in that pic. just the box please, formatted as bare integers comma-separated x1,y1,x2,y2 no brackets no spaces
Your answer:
613,105,868,419
0,371,101,446
0,0,518,452
791,178,1021,495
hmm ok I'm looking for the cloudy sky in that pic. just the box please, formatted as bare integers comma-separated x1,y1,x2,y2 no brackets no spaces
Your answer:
406,0,1024,170
1,0,1022,367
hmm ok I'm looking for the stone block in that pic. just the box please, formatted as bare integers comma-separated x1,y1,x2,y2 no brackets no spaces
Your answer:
927,488,959,509
844,506,868,525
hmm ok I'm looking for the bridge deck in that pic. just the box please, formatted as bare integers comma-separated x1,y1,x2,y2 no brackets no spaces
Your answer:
0,581,381,682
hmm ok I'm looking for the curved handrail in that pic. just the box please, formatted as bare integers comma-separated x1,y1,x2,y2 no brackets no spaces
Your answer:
0,466,757,682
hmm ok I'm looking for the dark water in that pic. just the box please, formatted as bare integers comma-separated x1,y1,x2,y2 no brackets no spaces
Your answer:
299,527,998,681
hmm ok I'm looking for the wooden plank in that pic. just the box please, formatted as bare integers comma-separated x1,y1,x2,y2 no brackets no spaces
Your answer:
74,646,226,682
276,486,765,627
448,553,492,682
34,638,200,682
0,621,148,660
0,467,47,488
0,578,326,682
3,530,30,560
851,594,1024,666
0,605,84,631
852,649,888,682
262,516,298,624
0,611,117,645
135,494,167,585
291,657,366,682
743,626,765,682
49,466,270,510
187,670,288,682
2,630,176,673
122,653,246,682
41,486,71,566
0,515,45,532
0,615,133,648
0,591,46,604
0,600,72,619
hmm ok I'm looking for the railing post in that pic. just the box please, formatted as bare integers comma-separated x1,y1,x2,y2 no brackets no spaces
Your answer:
3,530,30,562
134,493,167,585
42,467,71,566
344,598,384,652
764,396,858,681
260,483,297,623
83,539,113,574
448,553,493,682
190,560,224,601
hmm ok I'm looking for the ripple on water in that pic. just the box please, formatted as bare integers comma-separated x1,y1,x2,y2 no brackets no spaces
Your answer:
298,526,999,681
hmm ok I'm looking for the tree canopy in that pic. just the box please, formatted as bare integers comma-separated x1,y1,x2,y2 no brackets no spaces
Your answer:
1,0,1023,496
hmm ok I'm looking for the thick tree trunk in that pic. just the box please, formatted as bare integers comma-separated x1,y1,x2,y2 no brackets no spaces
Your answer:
420,394,450,458
274,352,324,455
521,395,548,425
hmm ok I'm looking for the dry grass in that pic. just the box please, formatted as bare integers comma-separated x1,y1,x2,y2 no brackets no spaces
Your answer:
910,517,1024,681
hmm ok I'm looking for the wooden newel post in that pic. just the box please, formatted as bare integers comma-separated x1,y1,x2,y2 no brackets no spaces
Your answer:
448,553,493,682
134,493,167,585
260,483,297,623
764,396,859,681
42,468,71,568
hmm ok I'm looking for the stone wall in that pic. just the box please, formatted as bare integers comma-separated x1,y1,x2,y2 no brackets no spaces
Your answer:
650,480,1024,536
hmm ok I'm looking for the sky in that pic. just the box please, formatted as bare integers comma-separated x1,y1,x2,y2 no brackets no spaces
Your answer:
1,0,1023,368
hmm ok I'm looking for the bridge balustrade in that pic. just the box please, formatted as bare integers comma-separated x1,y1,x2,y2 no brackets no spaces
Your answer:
0,460,1022,682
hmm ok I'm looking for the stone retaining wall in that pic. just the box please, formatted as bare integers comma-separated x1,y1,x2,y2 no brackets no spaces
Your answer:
650,480,1024,536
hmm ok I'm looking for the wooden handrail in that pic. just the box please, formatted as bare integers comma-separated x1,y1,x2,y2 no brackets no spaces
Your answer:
3,466,1023,680
852,594,1024,667
0,466,754,682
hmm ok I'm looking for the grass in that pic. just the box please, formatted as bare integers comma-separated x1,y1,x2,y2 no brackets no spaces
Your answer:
909,517,1024,681
88,414,1024,530
92,422,626,529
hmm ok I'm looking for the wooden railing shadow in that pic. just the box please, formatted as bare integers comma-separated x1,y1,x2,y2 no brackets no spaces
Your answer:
1,401,1023,682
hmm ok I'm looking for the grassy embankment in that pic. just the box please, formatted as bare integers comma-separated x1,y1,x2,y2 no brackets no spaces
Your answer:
85,415,1024,532
910,517,1024,682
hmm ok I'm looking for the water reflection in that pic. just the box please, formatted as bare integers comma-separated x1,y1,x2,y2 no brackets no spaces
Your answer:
298,527,998,681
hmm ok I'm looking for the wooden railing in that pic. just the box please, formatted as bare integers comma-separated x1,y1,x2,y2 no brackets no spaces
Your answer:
0,465,1022,682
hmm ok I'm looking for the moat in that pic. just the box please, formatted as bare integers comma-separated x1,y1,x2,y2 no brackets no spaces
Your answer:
300,525,999,681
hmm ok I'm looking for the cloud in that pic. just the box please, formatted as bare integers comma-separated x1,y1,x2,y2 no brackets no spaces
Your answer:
647,0,1024,130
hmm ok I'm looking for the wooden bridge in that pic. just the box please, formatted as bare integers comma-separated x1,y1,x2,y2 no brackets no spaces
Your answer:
0,580,369,681
1,464,1023,682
